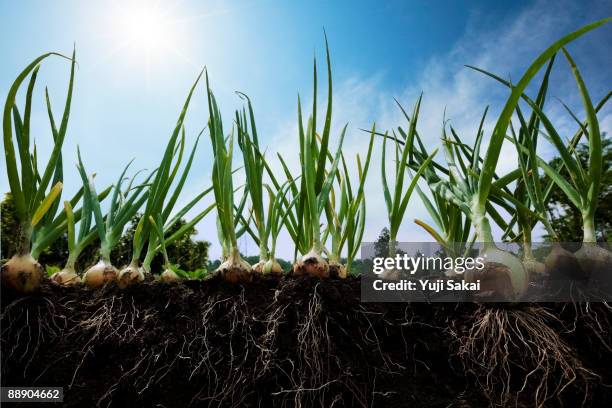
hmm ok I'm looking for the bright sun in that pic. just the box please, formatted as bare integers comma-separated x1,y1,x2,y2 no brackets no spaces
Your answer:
106,0,185,69
118,2,170,53
98,0,218,83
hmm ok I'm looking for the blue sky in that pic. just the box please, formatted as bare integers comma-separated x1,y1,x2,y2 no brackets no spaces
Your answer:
1,0,611,260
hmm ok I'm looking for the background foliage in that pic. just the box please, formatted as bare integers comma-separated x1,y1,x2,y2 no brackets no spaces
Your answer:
544,134,611,242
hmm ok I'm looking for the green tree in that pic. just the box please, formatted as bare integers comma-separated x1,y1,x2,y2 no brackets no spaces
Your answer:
2,193,69,266
544,134,611,242
374,227,390,258
115,214,211,274
1,193,19,261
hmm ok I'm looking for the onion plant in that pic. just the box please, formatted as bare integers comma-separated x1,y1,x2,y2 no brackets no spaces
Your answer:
531,49,610,274
48,183,113,285
235,94,275,273
50,165,114,285
398,101,557,295
206,73,253,283
292,118,346,279
253,40,342,278
76,149,149,288
147,215,177,281
236,94,300,274
133,137,213,278
250,41,344,278
118,72,205,286
145,200,215,281
50,201,90,285
410,131,474,268
322,127,375,278
146,214,214,281
505,59,557,276
379,96,438,278
264,184,299,273
502,58,580,277
470,57,580,277
267,155,307,259
428,98,545,278
237,182,297,274
283,37,351,278
1,51,75,293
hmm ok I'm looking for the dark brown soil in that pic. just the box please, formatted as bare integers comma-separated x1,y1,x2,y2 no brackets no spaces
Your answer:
1,275,611,408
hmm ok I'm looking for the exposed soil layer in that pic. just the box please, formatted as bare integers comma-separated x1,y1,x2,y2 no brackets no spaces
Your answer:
1,275,611,408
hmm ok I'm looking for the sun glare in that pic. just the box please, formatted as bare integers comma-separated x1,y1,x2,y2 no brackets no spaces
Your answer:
118,3,170,53
93,1,224,84
96,0,195,85
116,2,175,56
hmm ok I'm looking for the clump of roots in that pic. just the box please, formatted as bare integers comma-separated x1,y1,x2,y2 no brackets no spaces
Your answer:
454,306,595,407
264,281,343,407
1,296,67,379
1,254,44,293
293,249,329,278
